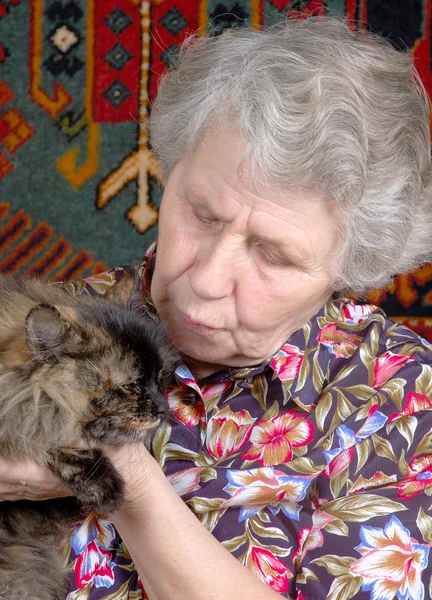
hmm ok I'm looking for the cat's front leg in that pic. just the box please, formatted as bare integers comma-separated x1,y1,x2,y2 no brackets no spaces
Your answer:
47,448,125,513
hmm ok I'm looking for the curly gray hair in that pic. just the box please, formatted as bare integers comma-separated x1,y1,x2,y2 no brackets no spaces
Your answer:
149,16,432,294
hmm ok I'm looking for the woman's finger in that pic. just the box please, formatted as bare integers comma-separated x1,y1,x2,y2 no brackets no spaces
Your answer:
0,458,71,501
0,457,53,483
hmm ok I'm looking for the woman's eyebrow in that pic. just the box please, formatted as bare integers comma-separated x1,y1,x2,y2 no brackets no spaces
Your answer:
177,183,218,212
257,235,312,265
177,182,206,201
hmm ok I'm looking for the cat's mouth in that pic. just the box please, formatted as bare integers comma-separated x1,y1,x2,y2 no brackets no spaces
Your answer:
83,412,165,444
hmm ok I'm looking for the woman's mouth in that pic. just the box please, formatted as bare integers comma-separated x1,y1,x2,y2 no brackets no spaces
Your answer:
178,310,220,335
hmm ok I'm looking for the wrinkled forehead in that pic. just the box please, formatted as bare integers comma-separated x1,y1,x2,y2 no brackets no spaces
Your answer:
179,124,338,210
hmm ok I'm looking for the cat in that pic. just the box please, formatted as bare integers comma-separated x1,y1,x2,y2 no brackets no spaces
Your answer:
0,271,179,599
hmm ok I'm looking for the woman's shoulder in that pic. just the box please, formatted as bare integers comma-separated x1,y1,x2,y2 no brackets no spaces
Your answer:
319,297,432,406
53,265,139,298
54,244,156,300
336,297,432,361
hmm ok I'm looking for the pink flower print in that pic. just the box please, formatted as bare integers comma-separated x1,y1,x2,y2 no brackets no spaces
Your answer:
168,381,232,427
310,487,329,510
396,454,432,499
270,344,304,381
166,362,217,427
323,425,355,478
246,547,292,593
324,407,387,478
373,351,413,389
74,541,115,589
242,411,314,467
293,527,321,569
292,510,334,568
167,387,206,427
341,300,378,324
222,467,312,522
167,467,203,497
321,411,389,478
206,406,256,460
323,446,355,478
317,323,363,358
70,514,116,554
201,381,233,399
389,392,432,422
172,363,201,395
350,515,430,600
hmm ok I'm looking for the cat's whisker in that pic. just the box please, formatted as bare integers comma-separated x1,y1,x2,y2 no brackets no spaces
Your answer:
83,453,106,482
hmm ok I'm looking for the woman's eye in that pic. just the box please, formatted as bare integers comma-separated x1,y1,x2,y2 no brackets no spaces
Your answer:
258,246,289,267
195,213,216,225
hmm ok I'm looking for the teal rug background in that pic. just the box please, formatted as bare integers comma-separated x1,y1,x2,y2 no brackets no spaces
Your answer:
0,0,431,339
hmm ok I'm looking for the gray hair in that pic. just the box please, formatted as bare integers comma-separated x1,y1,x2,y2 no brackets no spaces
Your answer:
149,16,432,294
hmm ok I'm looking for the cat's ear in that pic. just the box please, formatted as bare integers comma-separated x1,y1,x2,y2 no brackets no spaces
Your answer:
25,304,80,362
103,268,138,306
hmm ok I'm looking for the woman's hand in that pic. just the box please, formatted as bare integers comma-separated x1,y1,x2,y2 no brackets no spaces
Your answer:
100,442,281,600
0,457,71,501
0,441,153,504
101,442,158,515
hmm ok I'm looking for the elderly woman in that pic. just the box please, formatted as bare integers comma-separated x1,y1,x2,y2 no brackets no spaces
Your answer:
2,15,432,600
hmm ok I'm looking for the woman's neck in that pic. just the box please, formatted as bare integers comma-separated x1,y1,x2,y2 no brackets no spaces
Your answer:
183,358,225,381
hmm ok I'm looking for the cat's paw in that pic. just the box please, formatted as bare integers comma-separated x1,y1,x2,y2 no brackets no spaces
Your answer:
79,474,125,514
48,448,125,514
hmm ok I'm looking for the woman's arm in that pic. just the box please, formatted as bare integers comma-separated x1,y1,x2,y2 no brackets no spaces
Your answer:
105,443,282,600
0,448,283,599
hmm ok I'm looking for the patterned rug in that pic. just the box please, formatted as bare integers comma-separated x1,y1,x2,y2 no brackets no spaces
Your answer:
0,0,431,340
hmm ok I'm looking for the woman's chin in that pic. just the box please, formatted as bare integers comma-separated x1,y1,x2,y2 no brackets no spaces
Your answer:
163,311,276,371
177,336,232,367
180,341,270,378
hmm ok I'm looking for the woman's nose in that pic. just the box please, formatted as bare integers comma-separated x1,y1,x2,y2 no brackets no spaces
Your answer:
189,236,240,300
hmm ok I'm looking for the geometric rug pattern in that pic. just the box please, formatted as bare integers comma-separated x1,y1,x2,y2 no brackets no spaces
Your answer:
1,0,431,340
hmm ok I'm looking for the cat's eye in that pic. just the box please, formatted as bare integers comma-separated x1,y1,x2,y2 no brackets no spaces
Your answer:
121,383,141,395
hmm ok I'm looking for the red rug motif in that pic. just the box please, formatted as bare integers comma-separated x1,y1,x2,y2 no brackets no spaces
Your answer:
0,0,431,340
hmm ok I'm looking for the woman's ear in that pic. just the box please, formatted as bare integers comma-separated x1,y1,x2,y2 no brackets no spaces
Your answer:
25,304,81,362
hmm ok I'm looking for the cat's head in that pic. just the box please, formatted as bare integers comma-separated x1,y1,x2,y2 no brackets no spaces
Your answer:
25,289,179,444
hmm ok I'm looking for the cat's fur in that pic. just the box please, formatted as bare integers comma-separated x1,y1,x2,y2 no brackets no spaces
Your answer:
0,272,178,599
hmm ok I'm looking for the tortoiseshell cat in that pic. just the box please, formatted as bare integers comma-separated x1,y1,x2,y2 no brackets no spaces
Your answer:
0,272,178,599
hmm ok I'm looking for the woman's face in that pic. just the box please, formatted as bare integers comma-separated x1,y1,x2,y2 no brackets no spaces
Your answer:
151,129,339,377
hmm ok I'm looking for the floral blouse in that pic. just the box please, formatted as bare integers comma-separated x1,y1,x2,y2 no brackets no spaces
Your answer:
61,244,432,600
